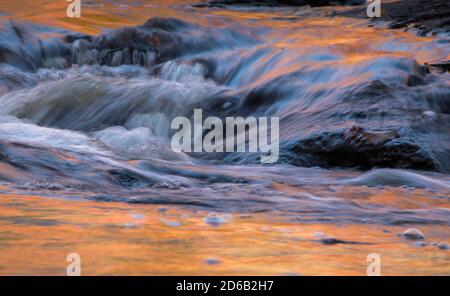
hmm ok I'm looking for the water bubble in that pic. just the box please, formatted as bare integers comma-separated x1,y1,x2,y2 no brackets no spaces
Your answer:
314,232,325,238
222,102,232,109
204,212,231,227
162,219,182,227
129,213,145,221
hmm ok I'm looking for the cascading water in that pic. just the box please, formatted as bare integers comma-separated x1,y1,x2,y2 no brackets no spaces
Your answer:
0,0,449,275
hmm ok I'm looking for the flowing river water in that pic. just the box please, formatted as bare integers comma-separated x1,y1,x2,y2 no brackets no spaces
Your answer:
0,0,449,275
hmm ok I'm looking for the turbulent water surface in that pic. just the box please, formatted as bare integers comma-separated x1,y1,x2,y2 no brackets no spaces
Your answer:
0,0,449,275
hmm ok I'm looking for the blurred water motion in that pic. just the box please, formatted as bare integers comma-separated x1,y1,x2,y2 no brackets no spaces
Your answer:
0,0,449,275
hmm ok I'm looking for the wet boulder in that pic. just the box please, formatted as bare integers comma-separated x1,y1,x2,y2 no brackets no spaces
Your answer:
283,126,438,170
68,19,187,67
425,60,450,74
67,17,256,68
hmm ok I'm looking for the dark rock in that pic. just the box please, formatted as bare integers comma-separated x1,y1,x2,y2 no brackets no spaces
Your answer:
107,169,155,187
0,144,7,161
284,126,438,171
425,60,450,73
82,17,248,68
336,0,450,36
63,33,93,43
1,18,256,70
317,237,370,245
70,17,256,67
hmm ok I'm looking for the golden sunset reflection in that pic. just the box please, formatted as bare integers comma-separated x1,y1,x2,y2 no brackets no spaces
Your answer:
0,192,448,275
0,0,449,276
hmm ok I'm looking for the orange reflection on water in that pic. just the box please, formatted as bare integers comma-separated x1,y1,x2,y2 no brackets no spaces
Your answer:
0,192,449,275
0,0,449,276
0,0,207,34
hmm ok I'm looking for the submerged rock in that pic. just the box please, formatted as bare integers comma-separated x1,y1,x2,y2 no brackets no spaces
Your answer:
400,228,425,240
316,237,369,245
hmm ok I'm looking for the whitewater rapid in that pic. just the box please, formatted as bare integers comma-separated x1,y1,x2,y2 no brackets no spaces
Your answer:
0,4,449,226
